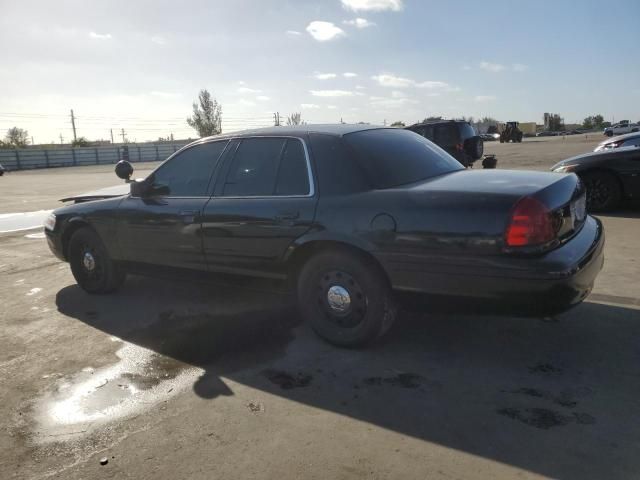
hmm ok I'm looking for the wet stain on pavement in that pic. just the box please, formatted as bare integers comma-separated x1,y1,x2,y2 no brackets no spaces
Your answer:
363,373,424,389
497,408,596,429
262,369,313,390
505,387,578,408
528,363,563,375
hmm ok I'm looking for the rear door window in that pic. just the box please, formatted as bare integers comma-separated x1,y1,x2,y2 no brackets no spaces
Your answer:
221,137,311,197
275,139,310,195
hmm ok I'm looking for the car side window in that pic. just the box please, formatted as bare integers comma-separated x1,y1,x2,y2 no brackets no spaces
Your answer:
309,133,370,195
152,141,228,197
623,138,640,148
275,139,310,195
222,138,286,196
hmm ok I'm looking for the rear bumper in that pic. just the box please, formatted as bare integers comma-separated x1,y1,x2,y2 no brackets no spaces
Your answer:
380,216,605,315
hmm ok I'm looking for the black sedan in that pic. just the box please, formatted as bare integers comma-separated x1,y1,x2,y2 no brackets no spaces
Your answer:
551,146,640,211
45,125,604,347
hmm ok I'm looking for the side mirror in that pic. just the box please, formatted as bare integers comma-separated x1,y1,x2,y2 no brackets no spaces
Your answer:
115,160,134,182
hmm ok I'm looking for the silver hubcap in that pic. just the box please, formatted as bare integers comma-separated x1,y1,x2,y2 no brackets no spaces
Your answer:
327,285,351,313
83,252,96,271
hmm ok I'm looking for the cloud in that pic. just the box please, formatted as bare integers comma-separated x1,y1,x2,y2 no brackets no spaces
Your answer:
149,91,181,98
369,95,416,108
341,0,403,12
150,35,166,45
89,31,112,40
391,90,407,98
462,65,472,71
372,74,414,88
416,80,450,89
343,18,376,28
314,72,337,80
479,61,506,72
512,63,529,72
306,21,346,42
327,105,338,109
238,99,256,106
475,95,496,102
256,95,270,101
286,30,302,36
372,74,451,90
310,90,354,97
301,103,321,109
343,72,358,78
355,85,366,89
237,87,261,94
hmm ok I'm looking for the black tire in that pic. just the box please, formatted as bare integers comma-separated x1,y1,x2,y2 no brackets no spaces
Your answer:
68,227,126,293
605,131,614,137
632,128,639,133
465,136,484,160
581,171,622,212
297,250,396,347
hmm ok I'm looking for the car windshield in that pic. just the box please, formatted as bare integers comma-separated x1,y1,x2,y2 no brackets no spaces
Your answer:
343,129,464,189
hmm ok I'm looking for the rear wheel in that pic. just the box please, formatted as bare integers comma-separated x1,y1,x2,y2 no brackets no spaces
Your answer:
581,171,622,212
68,227,126,293
297,250,396,347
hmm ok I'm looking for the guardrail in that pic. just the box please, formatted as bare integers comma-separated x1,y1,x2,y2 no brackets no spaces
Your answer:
0,142,191,171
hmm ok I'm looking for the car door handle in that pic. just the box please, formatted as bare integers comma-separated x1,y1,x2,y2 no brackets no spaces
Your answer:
275,211,300,221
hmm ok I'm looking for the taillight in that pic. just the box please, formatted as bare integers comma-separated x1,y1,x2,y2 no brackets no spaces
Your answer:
505,197,556,247
455,142,464,151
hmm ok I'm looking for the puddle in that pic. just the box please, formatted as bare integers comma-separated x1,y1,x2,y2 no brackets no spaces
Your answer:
0,210,52,233
33,340,202,443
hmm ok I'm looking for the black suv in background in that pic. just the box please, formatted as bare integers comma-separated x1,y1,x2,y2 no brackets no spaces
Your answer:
405,120,483,167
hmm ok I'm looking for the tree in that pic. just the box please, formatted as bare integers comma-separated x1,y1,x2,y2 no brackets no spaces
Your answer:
4,127,29,147
593,114,604,129
186,89,222,137
286,112,304,126
582,116,594,129
71,136,89,147
390,121,405,127
548,114,564,131
423,116,443,122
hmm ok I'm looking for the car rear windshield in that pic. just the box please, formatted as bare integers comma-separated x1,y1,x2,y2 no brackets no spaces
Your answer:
343,129,464,189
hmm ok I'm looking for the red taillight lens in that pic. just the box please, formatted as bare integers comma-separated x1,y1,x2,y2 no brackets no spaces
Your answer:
505,197,555,247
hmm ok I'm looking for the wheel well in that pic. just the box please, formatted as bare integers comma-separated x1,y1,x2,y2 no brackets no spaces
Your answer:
579,168,625,196
286,241,390,288
61,221,92,260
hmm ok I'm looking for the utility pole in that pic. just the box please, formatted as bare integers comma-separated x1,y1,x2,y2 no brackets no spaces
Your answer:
70,109,77,142
31,136,34,146
120,128,127,143
273,112,281,126
170,133,174,141
59,134,64,144
110,129,114,144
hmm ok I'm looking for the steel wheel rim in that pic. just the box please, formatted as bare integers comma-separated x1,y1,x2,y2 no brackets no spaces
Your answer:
316,270,367,328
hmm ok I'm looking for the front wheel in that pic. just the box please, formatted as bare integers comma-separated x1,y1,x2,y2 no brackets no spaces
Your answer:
297,250,396,347
581,171,622,212
68,227,126,293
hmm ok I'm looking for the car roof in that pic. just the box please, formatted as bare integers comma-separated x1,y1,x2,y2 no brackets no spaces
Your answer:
407,120,466,128
199,123,386,142
563,145,639,163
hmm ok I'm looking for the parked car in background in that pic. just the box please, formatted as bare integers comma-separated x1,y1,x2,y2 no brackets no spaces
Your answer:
480,133,499,141
405,120,483,167
604,123,639,137
536,131,559,137
45,125,604,347
594,132,640,152
551,146,640,211
0,163,5,176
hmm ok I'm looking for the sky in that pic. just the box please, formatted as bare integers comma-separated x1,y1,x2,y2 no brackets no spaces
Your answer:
1,0,639,143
